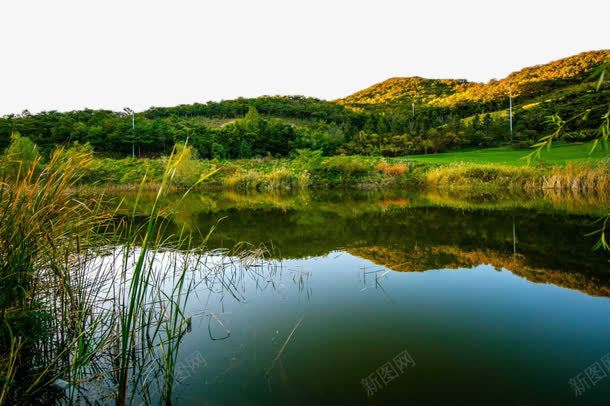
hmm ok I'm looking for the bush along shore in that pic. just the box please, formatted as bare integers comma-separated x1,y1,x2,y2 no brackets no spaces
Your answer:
1,135,609,196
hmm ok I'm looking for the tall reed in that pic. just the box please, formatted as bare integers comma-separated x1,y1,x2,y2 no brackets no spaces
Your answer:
0,142,217,405
0,146,110,403
424,162,610,195
223,168,308,192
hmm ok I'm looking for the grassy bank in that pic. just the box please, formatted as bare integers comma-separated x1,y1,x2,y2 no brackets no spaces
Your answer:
405,142,608,165
3,138,609,195
76,144,609,196
424,162,610,195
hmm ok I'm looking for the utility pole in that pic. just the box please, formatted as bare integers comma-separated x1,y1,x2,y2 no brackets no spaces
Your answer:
132,111,135,158
123,108,135,158
512,216,517,255
508,85,513,143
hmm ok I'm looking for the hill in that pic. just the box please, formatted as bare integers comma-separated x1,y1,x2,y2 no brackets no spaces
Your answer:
338,50,609,112
431,50,610,111
336,77,474,107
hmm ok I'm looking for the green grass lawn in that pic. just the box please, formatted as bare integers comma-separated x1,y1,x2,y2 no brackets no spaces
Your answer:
189,116,236,127
403,142,609,166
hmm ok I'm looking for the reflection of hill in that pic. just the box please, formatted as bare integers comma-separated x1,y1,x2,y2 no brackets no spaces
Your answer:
165,203,610,297
348,245,610,297
101,189,610,297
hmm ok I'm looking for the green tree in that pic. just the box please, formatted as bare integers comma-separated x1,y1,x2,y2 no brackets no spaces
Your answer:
212,142,226,159
172,143,205,187
238,140,253,158
3,133,39,178
243,106,261,131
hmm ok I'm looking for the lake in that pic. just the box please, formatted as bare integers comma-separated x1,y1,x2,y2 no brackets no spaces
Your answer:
108,189,610,404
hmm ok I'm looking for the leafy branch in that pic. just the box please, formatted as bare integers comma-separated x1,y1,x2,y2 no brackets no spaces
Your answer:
586,216,610,251
524,110,592,164
525,58,610,251
525,58,609,164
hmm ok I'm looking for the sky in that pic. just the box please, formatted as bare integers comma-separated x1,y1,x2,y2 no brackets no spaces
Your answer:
1,0,608,115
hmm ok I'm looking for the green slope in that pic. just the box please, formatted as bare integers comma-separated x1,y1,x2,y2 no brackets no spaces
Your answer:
404,143,609,166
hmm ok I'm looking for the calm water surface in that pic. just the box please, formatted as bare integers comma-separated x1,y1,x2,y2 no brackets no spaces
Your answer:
117,190,610,405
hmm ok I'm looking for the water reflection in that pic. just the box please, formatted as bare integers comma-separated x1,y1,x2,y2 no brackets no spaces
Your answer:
98,188,610,404
110,189,610,297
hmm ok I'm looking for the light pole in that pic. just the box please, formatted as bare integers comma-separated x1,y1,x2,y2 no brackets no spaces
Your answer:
508,85,513,143
123,108,135,158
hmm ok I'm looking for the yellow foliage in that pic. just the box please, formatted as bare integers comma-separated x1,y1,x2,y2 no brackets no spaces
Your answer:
337,50,609,109
377,162,409,176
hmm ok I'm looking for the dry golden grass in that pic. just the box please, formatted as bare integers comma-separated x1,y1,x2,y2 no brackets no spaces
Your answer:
377,162,409,177
543,162,610,195
223,168,309,192
424,162,610,195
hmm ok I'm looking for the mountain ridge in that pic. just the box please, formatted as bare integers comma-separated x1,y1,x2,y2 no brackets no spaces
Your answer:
336,50,609,110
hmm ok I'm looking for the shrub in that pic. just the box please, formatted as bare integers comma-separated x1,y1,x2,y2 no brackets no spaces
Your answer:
544,162,610,195
511,140,535,150
319,155,371,176
425,163,539,191
81,157,164,186
223,168,308,192
72,143,212,189
424,162,610,195
292,149,323,172
170,143,210,188
47,142,95,174
377,162,409,177
2,133,40,178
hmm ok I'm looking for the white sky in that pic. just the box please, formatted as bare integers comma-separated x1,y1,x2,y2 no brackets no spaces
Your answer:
1,0,608,115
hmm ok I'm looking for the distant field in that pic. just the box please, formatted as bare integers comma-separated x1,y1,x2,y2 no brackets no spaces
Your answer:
402,142,609,166
189,117,236,127
189,115,316,128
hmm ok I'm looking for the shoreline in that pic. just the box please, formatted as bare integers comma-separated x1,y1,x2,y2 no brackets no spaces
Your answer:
73,159,610,198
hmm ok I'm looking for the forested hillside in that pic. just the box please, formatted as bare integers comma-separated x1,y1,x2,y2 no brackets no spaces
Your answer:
335,77,473,107
338,50,609,112
1,50,608,159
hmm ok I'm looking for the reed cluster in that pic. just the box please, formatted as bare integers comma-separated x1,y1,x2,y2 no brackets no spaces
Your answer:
0,147,108,404
0,143,224,405
223,168,309,192
543,162,610,196
424,161,610,195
